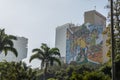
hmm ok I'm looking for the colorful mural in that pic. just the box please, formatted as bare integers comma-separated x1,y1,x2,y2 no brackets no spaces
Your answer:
66,23,103,64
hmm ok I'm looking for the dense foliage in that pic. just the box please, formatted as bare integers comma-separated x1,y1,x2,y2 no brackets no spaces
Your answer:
0,61,37,80
0,61,112,80
33,63,111,80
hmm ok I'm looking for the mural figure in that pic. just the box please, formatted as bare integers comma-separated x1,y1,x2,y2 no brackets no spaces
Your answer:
76,37,88,62
91,30,97,46
66,23,103,64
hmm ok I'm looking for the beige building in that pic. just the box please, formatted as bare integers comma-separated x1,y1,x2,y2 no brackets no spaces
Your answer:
84,10,106,29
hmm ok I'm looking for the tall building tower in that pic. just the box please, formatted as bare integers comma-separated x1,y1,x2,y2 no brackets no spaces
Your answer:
55,23,75,63
84,10,108,63
55,10,108,64
0,36,28,62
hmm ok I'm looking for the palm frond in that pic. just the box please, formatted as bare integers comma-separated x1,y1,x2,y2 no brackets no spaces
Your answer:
3,47,18,57
3,39,14,47
32,48,40,53
29,53,44,62
41,43,50,52
32,48,45,58
0,29,18,57
8,35,17,40
32,48,43,54
50,48,59,52
49,48,60,56
30,43,61,73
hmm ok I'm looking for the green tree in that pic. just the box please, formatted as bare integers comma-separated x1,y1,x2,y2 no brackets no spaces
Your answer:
99,63,111,77
83,71,111,80
112,1,120,79
70,71,83,80
0,29,18,57
0,61,37,80
29,43,61,80
105,0,120,79
106,0,120,56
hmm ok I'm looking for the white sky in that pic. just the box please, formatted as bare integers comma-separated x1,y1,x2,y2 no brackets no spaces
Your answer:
0,0,108,68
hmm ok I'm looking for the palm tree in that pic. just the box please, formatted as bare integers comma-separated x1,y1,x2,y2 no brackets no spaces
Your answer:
0,29,18,57
29,43,61,80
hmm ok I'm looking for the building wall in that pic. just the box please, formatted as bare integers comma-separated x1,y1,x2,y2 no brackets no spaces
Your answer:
55,23,75,62
0,37,28,62
84,11,95,24
102,34,109,63
84,10,108,63
66,24,104,64
84,10,106,28
55,10,108,64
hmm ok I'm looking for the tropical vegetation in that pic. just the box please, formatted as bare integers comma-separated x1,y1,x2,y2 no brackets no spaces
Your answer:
104,0,120,79
0,61,37,80
0,29,18,57
29,43,61,80
0,0,119,80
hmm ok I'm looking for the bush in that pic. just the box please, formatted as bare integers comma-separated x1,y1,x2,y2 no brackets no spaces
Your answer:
83,71,111,80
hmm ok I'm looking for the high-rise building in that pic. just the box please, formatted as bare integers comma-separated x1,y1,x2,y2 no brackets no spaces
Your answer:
55,10,109,64
55,23,75,63
0,36,28,62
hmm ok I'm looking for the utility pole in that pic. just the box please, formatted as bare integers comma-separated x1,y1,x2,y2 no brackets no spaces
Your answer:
110,0,115,80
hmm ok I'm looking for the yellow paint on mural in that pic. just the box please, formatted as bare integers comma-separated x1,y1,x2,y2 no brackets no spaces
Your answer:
77,38,86,48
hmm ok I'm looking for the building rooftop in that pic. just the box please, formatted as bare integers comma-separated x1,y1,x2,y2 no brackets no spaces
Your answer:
84,10,106,20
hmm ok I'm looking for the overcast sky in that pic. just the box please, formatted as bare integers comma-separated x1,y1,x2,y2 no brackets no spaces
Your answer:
0,0,108,68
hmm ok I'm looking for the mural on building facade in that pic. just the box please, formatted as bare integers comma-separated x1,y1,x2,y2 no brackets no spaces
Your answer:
66,23,103,64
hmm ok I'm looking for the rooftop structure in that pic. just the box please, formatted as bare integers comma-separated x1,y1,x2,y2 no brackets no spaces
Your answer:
84,10,106,28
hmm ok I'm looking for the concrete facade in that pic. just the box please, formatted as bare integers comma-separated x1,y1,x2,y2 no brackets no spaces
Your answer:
55,10,108,64
55,23,75,63
84,10,109,63
0,37,28,62
84,10,106,29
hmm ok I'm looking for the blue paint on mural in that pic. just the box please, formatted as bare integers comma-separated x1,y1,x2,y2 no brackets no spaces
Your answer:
66,23,103,64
